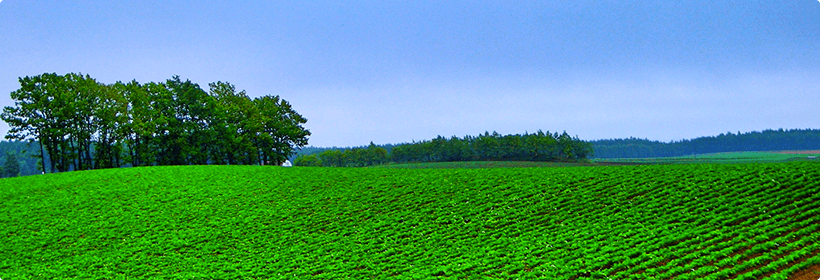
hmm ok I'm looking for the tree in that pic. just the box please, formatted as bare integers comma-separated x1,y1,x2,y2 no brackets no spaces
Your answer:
318,149,343,167
365,142,388,166
208,81,259,165
91,83,128,169
120,80,155,167
294,154,322,167
144,81,182,165
165,76,215,165
4,72,314,172
4,152,20,177
2,73,67,173
62,73,109,170
253,95,310,165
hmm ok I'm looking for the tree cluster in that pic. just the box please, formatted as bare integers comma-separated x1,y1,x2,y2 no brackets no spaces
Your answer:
2,73,310,173
591,128,820,158
295,130,593,167
295,142,389,167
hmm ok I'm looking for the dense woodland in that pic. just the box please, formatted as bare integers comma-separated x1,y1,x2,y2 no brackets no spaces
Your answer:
1,72,310,174
591,128,820,158
294,130,593,167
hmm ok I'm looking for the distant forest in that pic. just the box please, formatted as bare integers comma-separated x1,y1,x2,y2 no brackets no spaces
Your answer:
294,130,592,167
3,128,819,176
590,128,820,158
294,128,820,165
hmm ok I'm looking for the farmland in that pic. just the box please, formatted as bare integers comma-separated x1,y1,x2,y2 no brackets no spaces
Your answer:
593,151,820,165
372,160,598,169
1,162,819,279
372,151,820,169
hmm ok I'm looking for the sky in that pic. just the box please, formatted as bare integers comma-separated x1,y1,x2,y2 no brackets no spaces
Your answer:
0,1,818,147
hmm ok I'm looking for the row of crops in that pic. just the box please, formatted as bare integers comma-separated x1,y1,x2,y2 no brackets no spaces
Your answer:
1,161,819,279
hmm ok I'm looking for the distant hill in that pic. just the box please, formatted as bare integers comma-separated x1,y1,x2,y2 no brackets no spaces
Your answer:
590,128,820,158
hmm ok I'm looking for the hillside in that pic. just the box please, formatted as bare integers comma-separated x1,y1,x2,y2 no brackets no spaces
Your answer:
1,163,819,279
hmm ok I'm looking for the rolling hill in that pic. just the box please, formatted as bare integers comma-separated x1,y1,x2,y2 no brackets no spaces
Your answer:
1,162,819,279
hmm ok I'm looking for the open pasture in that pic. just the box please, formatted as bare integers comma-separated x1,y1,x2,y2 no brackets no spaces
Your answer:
1,162,819,279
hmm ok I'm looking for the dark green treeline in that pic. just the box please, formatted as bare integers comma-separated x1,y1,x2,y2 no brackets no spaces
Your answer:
2,73,310,173
295,130,593,167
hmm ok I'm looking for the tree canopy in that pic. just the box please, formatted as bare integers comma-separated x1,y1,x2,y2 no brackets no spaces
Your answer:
1,73,310,173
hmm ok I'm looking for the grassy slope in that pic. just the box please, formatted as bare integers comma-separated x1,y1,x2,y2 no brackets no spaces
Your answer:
1,163,820,279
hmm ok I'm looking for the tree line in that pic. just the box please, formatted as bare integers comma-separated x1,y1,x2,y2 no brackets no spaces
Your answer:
1,73,310,173
294,130,593,167
590,128,820,158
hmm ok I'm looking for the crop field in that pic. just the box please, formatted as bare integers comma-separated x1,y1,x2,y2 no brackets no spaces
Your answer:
1,162,820,279
372,161,598,169
595,151,820,165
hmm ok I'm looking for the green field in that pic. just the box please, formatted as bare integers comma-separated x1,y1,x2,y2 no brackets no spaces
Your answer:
2,162,820,279
368,151,820,169
594,151,820,165
371,161,597,169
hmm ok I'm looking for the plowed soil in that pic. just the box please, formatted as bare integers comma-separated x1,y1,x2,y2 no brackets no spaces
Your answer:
788,263,820,280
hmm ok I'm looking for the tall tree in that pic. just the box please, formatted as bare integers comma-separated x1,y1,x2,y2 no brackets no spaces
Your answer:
93,83,128,168
165,76,214,165
208,81,258,165
144,81,181,165
2,73,68,173
62,73,101,171
120,80,155,167
253,95,310,165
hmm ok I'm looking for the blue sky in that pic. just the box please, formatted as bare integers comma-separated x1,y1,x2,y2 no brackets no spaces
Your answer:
1,1,818,147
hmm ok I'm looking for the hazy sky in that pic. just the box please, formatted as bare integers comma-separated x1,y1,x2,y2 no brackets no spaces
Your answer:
1,1,818,147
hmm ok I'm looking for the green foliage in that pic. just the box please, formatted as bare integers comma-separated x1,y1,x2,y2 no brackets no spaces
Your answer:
293,154,322,166
390,130,593,164
306,131,593,168
253,95,310,165
2,73,311,173
1,162,818,278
